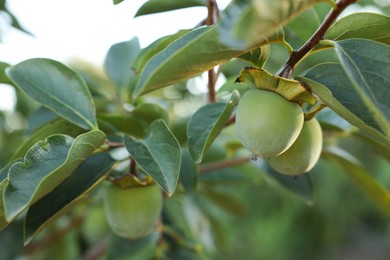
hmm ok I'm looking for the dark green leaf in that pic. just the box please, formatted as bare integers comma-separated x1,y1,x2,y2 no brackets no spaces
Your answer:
179,150,198,192
324,147,390,216
325,13,390,44
97,114,145,137
6,58,98,130
135,0,205,17
24,152,115,244
218,0,326,49
107,232,159,259
187,92,239,163
334,39,390,136
104,38,140,89
3,130,106,221
262,162,314,205
123,119,181,196
132,103,169,125
133,26,246,97
298,63,390,147
113,0,125,5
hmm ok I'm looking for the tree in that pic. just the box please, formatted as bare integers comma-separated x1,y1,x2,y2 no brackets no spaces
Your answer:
1,0,390,259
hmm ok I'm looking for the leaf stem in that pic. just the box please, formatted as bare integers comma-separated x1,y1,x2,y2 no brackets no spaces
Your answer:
277,0,357,78
199,156,252,173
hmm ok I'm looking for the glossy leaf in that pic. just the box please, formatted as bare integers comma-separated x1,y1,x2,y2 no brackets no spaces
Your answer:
132,30,190,73
324,147,390,216
12,119,86,161
218,0,325,49
3,130,106,221
6,58,98,130
133,26,246,97
123,119,181,196
188,92,239,164
24,152,115,244
325,13,390,44
135,0,205,17
104,38,140,89
334,39,390,136
298,63,390,147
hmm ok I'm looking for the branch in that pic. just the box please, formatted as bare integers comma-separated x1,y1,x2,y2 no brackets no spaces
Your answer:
199,156,253,173
278,0,357,78
206,0,220,102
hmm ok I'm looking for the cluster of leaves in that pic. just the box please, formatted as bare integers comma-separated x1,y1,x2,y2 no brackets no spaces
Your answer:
0,0,389,258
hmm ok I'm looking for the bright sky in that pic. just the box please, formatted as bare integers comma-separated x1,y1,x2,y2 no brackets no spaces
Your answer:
0,0,229,111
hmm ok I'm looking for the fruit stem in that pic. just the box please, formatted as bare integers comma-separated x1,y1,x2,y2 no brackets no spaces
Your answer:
277,0,357,78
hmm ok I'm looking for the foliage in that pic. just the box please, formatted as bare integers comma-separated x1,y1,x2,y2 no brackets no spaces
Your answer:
0,0,390,258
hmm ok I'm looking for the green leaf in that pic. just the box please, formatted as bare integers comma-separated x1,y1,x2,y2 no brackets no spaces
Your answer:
262,162,314,205
179,150,198,192
218,0,326,49
334,39,390,137
0,62,12,85
133,26,246,97
12,119,86,161
199,189,246,216
324,147,390,216
286,7,322,41
325,13,390,44
5,58,98,130
104,38,140,89
97,114,145,137
298,63,390,147
113,0,125,5
3,130,106,221
132,103,169,125
238,45,270,68
123,119,181,196
135,0,205,17
24,152,115,244
132,30,190,73
187,92,239,164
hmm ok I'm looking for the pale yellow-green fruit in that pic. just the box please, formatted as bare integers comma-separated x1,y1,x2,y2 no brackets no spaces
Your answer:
236,89,304,157
103,183,163,240
267,118,323,175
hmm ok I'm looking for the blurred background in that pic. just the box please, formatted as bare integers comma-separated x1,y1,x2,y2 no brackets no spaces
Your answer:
1,0,390,259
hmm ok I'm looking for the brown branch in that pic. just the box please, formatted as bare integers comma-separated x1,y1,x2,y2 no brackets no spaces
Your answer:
206,0,220,103
278,0,357,78
199,156,253,173
82,236,110,260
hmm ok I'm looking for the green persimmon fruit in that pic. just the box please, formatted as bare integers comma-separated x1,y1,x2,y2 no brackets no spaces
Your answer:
267,118,323,175
236,89,304,157
103,183,163,240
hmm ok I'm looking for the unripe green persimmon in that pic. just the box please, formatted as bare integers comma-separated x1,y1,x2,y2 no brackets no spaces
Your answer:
236,89,304,157
103,183,163,240
267,118,323,175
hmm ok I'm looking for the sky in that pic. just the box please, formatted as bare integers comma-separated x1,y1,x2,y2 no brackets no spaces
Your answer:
0,0,229,111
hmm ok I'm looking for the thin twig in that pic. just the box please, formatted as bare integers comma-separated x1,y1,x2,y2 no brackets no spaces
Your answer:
278,0,357,78
199,156,253,173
